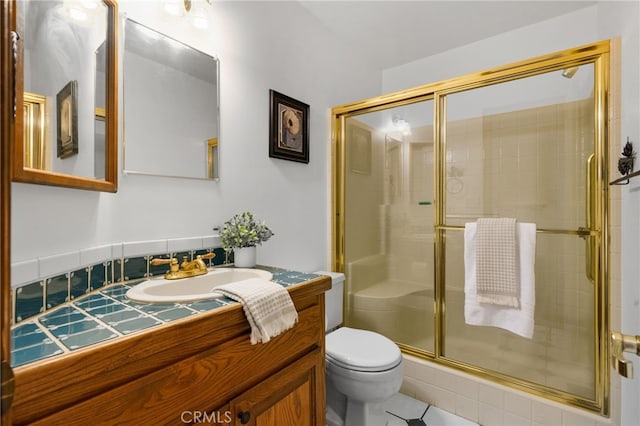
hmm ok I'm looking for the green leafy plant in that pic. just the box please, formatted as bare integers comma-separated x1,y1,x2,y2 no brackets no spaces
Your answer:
219,211,274,250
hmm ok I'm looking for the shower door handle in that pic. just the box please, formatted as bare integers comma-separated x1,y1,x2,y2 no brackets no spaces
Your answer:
581,153,596,283
611,331,640,379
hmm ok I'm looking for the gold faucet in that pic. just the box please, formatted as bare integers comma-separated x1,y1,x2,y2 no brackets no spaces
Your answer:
150,252,215,280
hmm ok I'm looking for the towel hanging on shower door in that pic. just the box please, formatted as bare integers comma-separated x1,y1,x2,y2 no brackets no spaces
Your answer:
475,217,519,308
464,220,537,339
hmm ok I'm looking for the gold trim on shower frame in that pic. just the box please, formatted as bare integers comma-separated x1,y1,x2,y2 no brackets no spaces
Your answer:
331,40,610,415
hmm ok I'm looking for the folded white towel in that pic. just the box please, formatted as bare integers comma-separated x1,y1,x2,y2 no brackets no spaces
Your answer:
476,217,519,307
212,278,298,344
464,222,536,339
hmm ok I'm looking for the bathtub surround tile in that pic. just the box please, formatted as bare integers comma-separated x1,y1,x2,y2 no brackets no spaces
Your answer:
562,410,597,426
504,391,533,419
454,375,479,400
15,281,44,322
402,353,613,426
479,401,504,426
478,382,504,408
428,385,457,415
455,394,479,422
532,401,562,425
503,411,531,426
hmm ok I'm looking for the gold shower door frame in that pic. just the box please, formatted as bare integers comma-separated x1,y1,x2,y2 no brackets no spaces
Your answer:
331,40,610,415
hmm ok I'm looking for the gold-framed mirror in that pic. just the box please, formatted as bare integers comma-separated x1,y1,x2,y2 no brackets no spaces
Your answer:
12,0,118,192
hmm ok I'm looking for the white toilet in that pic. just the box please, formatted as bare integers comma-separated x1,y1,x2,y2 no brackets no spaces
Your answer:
317,271,403,426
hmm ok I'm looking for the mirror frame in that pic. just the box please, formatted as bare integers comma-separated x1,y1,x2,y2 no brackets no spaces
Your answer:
11,0,118,192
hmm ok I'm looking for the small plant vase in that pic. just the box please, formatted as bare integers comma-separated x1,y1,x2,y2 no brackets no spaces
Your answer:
234,246,257,268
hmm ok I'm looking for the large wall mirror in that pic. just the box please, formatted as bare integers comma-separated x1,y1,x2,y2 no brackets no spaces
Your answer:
13,0,118,192
122,18,220,180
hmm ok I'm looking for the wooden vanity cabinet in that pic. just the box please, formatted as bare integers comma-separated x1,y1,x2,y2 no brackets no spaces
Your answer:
226,347,322,426
12,277,330,425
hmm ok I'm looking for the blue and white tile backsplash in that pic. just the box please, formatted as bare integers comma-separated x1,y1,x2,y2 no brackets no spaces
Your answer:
11,235,227,324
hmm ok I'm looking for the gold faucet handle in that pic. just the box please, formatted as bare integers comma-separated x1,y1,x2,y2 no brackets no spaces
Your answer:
199,252,215,260
150,257,177,266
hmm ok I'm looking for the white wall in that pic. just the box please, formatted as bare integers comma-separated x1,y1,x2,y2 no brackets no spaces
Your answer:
11,1,381,275
381,3,639,425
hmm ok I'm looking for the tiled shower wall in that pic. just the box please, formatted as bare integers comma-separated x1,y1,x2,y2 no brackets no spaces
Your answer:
10,235,228,324
396,63,623,426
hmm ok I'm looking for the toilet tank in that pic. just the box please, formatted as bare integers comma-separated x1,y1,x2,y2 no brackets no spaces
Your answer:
314,271,345,331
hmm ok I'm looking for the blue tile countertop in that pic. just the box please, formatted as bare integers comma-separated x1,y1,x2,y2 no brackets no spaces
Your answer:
11,266,321,368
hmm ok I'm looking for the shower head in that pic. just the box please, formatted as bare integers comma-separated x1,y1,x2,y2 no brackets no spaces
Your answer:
561,66,579,79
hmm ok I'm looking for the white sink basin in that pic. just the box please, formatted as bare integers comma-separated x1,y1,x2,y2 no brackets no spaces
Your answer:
125,268,273,303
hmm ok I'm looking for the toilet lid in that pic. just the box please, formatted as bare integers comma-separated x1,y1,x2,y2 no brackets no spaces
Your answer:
326,327,401,372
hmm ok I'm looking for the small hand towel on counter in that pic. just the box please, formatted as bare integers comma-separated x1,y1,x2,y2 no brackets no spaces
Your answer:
212,278,298,344
475,217,519,308
464,220,536,339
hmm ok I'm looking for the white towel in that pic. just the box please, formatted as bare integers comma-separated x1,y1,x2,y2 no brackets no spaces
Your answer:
476,217,519,307
212,278,298,344
464,222,536,339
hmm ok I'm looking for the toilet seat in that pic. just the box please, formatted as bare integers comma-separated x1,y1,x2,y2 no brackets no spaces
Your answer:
326,327,401,372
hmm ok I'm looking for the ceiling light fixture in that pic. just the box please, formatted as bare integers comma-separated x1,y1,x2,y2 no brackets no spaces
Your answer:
392,115,412,136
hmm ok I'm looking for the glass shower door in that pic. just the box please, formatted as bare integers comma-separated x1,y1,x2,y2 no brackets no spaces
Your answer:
343,100,436,354
441,64,599,400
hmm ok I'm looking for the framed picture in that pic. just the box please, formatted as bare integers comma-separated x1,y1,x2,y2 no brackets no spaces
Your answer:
269,89,309,163
56,80,78,159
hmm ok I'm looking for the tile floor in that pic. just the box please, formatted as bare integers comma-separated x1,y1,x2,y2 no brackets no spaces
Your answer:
384,393,477,426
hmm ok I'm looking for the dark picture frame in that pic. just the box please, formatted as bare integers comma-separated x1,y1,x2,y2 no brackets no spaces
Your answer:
269,89,309,163
56,80,78,159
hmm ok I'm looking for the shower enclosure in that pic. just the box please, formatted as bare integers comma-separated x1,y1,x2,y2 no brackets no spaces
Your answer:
332,41,610,414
